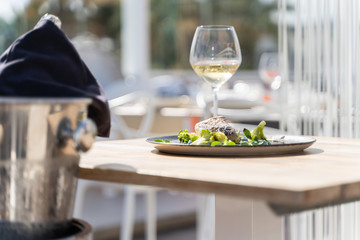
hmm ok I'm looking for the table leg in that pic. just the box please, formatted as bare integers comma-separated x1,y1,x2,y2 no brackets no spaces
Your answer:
215,195,282,240
216,195,360,240
197,194,215,240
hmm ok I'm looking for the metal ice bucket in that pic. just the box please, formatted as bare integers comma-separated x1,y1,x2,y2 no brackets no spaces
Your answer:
0,97,96,225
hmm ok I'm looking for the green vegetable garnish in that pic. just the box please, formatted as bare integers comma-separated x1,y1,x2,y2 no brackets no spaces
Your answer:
233,135,242,144
211,141,221,146
250,120,267,140
178,129,198,143
210,132,227,144
226,141,236,145
243,128,252,139
199,129,212,139
155,139,171,143
176,120,272,147
191,138,211,145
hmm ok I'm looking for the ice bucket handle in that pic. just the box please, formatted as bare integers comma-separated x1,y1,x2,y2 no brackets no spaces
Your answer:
57,118,97,152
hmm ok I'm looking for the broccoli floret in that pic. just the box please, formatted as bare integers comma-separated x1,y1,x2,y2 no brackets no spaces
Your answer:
250,120,267,140
190,133,199,142
193,130,230,146
199,129,212,140
178,129,190,143
178,129,199,144
210,132,227,144
191,129,213,145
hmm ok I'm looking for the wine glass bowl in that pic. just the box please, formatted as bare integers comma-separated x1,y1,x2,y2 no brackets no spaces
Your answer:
258,52,281,91
190,25,242,116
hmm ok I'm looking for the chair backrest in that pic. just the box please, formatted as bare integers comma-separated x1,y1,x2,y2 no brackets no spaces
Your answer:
108,90,155,139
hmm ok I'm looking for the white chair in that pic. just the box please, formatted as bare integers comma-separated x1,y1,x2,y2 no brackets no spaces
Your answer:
74,89,158,240
74,173,158,240
109,90,155,139
109,90,158,240
72,34,158,240
121,185,157,240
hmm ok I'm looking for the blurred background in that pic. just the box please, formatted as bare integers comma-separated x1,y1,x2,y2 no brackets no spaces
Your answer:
6,0,360,239
0,0,285,140
0,0,278,70
0,1,282,239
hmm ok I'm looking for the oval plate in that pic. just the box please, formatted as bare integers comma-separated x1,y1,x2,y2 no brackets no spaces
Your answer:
146,135,316,156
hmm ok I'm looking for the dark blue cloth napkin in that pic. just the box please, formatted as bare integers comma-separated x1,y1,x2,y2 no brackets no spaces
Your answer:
0,18,110,137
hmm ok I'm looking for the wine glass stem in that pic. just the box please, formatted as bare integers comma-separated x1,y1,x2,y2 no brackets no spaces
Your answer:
212,86,220,117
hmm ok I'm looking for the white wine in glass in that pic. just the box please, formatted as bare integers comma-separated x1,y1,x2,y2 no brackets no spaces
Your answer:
190,25,242,116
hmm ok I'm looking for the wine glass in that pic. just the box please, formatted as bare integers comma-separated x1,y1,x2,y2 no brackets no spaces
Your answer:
258,52,281,101
190,25,242,116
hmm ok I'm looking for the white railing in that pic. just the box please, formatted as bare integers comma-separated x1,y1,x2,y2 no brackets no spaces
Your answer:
279,1,360,239
279,0,360,138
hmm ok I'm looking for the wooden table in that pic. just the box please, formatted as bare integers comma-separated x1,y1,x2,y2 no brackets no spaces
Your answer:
79,136,360,239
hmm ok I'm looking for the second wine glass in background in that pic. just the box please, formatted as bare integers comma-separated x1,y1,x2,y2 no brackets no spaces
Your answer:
258,52,281,101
